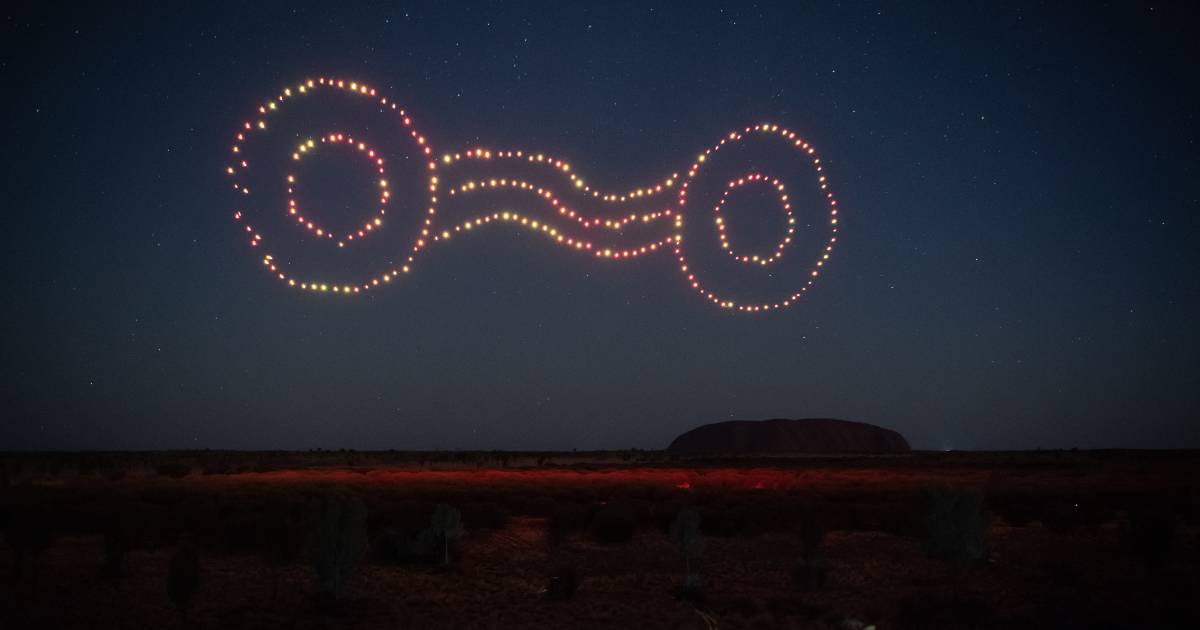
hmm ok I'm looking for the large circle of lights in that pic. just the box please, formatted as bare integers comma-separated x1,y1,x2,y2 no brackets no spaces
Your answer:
225,77,840,311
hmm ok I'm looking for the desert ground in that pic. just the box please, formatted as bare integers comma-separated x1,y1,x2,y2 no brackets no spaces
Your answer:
2,450,1198,629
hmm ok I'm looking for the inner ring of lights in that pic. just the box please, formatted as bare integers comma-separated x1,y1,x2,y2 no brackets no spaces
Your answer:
714,174,794,266
226,77,840,312
286,133,389,248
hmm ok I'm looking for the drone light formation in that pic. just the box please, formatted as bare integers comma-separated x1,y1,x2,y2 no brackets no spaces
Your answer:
226,77,841,311
287,133,390,248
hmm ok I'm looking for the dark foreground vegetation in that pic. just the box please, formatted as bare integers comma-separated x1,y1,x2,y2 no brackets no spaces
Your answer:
2,450,1199,628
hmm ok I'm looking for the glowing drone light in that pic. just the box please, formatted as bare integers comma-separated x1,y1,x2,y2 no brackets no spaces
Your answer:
225,77,841,312
286,133,389,247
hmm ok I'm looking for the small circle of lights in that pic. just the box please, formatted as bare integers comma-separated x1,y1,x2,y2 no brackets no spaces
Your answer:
226,79,841,312
286,133,389,248
713,174,794,266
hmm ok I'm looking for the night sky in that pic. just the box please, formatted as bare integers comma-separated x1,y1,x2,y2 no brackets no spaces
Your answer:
2,2,1197,451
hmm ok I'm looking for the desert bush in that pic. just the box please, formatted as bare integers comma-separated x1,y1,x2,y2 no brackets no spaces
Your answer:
1,505,55,578
430,503,464,565
548,502,593,545
220,510,262,554
950,594,993,627
201,461,232,475
167,544,200,618
518,495,556,517
819,499,876,534
1121,500,1177,573
1040,497,1113,534
306,492,368,612
259,509,300,565
670,509,704,601
369,501,457,565
259,509,299,598
592,503,636,544
896,591,939,628
376,527,443,564
98,516,130,578
700,499,774,537
156,462,191,479
792,501,828,591
991,497,1037,527
922,485,989,566
462,502,510,530
103,467,127,482
253,459,285,474
544,560,580,601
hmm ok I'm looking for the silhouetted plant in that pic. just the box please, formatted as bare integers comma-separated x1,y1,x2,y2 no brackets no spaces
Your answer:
201,461,232,475
544,560,580,601
1037,560,1092,626
591,503,636,544
950,594,993,628
2,507,54,579
156,463,191,479
376,527,437,564
98,516,130,579
167,544,200,618
306,492,368,613
897,591,938,628
792,502,828,591
670,509,704,601
103,466,127,481
992,498,1036,527
259,510,298,599
429,503,464,565
923,485,989,566
462,502,510,530
1121,501,1177,573
221,511,261,554
547,502,591,546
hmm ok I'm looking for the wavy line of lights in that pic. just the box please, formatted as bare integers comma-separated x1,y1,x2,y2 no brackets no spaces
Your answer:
226,77,841,312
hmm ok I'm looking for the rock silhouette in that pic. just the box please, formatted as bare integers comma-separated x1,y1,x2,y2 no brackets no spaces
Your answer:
668,418,910,454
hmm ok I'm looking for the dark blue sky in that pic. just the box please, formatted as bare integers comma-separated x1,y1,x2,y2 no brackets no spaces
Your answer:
2,2,1197,450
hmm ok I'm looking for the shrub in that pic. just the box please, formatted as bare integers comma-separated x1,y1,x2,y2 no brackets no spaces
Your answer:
306,492,368,613
670,509,704,601
2,506,55,578
547,502,592,546
220,511,262,554
923,485,989,566
462,502,510,530
992,498,1036,527
156,463,191,479
98,517,130,578
544,560,580,601
259,510,299,599
259,510,299,565
103,467,127,482
592,504,636,544
1121,501,1177,573
792,502,828,591
430,503,464,565
167,544,200,618
376,527,441,564
951,595,993,627
201,461,232,475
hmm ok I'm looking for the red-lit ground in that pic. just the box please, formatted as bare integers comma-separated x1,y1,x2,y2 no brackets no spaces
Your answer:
2,451,1198,628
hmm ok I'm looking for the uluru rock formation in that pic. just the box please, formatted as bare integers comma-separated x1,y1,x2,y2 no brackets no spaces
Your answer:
667,418,910,454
